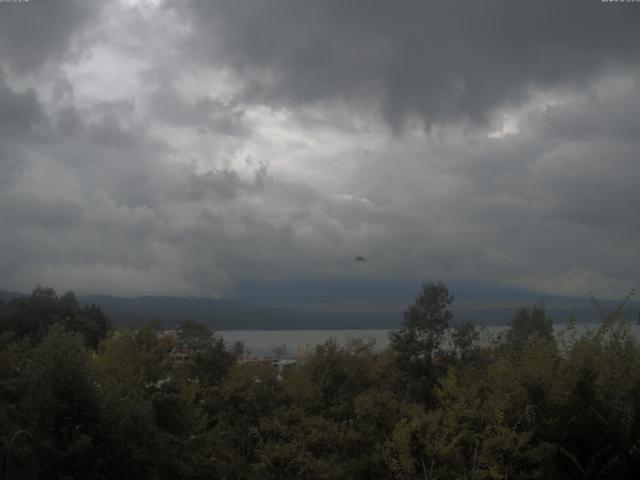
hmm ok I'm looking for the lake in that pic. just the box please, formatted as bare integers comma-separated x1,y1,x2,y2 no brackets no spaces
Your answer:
218,322,640,357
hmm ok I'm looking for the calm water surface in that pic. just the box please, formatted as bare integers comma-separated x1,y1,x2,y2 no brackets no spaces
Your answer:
219,323,640,357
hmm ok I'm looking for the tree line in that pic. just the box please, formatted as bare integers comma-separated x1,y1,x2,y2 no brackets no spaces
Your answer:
1,282,639,479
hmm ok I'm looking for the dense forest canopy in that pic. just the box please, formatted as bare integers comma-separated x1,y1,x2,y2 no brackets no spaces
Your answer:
1,284,639,479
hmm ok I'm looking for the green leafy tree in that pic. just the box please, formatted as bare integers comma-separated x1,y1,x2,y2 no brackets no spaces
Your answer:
17,325,103,478
451,321,481,363
201,362,282,478
0,287,109,349
505,305,554,350
390,281,453,403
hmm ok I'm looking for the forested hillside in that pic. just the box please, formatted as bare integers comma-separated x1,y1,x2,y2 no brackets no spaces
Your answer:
1,284,639,479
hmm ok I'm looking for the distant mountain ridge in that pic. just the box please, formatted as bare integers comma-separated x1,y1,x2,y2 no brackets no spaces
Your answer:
78,294,399,330
2,287,637,330
0,289,27,302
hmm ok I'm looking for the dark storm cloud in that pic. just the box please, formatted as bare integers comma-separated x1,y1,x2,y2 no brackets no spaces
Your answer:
0,71,46,136
0,70,380,294
532,77,640,142
0,0,637,299
0,72,47,190
177,0,640,128
0,193,84,229
0,0,102,72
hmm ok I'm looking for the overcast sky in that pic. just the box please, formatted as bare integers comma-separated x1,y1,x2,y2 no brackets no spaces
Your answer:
0,0,638,299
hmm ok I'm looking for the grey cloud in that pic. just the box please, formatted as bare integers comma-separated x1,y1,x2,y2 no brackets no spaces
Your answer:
54,106,83,135
0,193,84,229
53,98,147,149
0,72,46,137
87,114,138,148
0,0,102,72
149,86,249,136
0,1,638,299
186,169,247,201
0,73,48,191
316,71,640,294
532,77,640,142
177,0,640,128
0,78,384,294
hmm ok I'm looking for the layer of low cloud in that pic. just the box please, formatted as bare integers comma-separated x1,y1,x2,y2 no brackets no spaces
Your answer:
0,0,638,299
